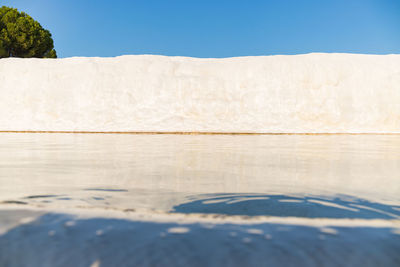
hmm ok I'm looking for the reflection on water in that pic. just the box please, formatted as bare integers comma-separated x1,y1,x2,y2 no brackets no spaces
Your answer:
173,194,400,219
0,133,400,266
0,209,399,267
0,133,400,215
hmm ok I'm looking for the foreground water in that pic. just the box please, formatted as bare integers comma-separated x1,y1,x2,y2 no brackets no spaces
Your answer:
0,133,399,266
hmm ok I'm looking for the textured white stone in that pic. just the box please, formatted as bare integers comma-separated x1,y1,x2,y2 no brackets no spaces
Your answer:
0,53,399,133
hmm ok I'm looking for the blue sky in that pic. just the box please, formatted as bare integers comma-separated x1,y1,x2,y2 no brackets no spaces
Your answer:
2,0,399,58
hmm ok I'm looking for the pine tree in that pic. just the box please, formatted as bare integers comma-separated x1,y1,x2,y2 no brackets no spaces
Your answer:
0,6,57,58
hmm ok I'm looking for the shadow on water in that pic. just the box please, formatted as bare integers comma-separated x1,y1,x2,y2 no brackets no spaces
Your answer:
0,210,399,267
172,194,400,219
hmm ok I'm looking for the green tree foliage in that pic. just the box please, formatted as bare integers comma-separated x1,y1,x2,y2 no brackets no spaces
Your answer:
0,6,57,58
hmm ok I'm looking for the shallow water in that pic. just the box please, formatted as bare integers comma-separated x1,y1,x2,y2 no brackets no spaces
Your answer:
1,133,400,266
0,133,400,217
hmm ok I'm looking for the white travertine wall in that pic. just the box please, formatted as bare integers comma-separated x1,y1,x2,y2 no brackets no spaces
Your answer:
0,53,399,133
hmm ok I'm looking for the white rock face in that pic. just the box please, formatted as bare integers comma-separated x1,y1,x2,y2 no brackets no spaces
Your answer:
0,53,399,133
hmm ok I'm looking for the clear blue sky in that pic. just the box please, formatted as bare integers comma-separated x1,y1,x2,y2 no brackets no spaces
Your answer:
2,0,399,58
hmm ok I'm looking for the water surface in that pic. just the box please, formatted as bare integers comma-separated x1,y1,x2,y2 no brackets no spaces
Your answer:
0,133,399,218
1,133,400,267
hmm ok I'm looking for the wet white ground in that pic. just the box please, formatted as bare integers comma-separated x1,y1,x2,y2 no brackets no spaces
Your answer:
0,133,399,266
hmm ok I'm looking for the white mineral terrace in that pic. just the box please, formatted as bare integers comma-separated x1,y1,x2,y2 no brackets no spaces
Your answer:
1,53,399,133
